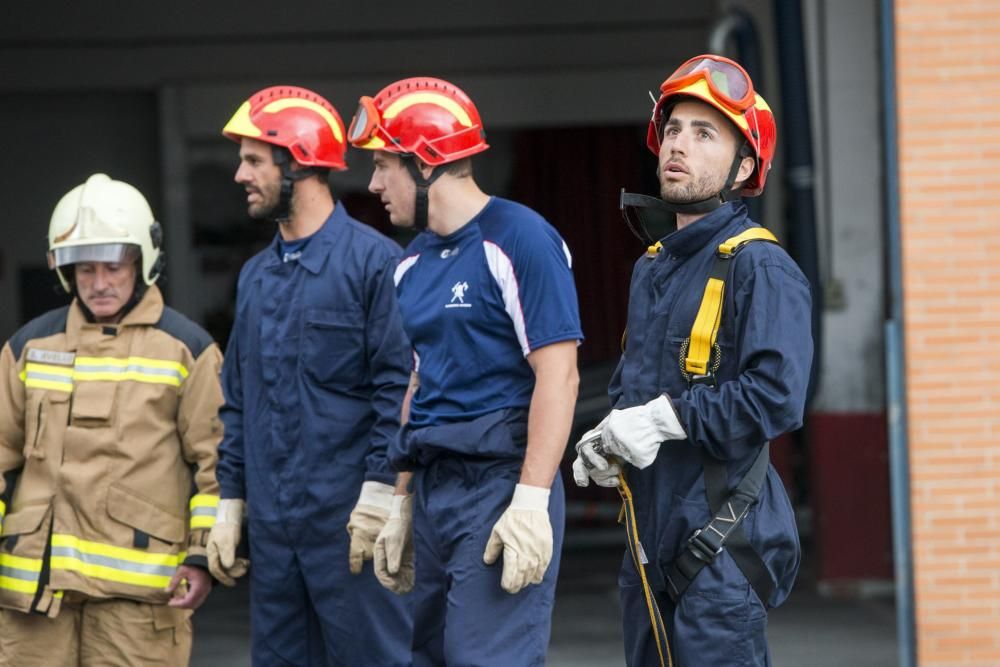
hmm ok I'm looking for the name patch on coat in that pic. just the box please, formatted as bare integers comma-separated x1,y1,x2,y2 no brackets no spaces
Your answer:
27,348,76,366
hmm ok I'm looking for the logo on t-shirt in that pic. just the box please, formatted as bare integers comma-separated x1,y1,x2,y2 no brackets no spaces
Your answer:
440,247,460,259
446,281,471,309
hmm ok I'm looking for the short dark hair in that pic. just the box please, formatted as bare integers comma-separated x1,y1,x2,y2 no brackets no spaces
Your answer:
443,158,473,178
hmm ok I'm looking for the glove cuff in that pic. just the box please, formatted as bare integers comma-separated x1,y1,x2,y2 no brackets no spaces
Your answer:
650,394,687,440
357,481,395,512
510,483,550,512
217,498,245,526
389,494,413,520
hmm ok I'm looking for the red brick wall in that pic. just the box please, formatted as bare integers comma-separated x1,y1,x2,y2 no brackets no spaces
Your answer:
896,1,1000,664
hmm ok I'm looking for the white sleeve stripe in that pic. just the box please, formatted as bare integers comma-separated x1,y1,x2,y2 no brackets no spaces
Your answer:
562,240,572,269
482,241,531,356
394,254,420,286
413,350,420,373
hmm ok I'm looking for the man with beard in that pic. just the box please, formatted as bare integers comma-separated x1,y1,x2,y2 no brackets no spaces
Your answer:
0,173,222,665
209,86,413,666
573,55,812,666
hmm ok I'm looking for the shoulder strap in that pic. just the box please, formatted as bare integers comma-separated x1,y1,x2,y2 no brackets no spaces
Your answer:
684,228,779,381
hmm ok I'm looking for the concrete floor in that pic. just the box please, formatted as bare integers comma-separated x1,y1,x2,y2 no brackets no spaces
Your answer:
189,544,897,666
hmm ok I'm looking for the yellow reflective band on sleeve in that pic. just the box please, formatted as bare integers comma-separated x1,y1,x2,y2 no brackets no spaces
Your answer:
263,98,344,143
50,534,182,590
0,498,6,521
685,277,725,375
0,553,43,595
189,494,219,530
73,356,189,387
383,92,473,127
21,363,75,393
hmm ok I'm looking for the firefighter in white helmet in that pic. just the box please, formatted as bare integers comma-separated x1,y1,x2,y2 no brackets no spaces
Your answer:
0,173,225,666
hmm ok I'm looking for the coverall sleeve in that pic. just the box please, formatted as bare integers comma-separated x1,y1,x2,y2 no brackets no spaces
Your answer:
672,259,814,462
216,326,246,501
177,343,225,567
363,250,411,483
0,343,25,531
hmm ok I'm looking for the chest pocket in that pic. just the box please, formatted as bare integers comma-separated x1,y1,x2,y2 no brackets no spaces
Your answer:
24,390,71,460
302,307,367,387
71,380,118,425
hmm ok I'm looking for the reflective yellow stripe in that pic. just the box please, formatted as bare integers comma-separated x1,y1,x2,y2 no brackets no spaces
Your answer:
20,356,189,391
74,356,189,387
189,495,219,510
383,92,473,127
0,498,6,520
686,278,725,375
21,363,75,392
0,553,43,595
0,575,38,595
51,534,182,590
0,553,43,572
189,494,219,530
50,556,173,588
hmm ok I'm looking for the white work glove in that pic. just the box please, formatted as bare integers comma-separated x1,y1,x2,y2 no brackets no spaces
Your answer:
346,481,395,575
206,499,249,587
374,495,414,594
483,484,553,594
601,394,687,469
572,415,623,488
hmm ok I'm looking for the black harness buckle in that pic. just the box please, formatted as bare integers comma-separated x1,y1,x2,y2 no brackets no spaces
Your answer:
687,527,724,563
688,372,717,388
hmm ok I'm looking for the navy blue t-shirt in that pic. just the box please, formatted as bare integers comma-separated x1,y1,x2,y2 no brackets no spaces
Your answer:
394,197,582,427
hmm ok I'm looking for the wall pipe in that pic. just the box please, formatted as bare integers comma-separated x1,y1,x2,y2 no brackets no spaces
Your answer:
879,0,917,664
709,6,765,225
773,0,823,407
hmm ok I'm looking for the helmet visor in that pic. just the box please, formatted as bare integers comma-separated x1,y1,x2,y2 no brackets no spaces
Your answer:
47,243,140,269
661,55,755,113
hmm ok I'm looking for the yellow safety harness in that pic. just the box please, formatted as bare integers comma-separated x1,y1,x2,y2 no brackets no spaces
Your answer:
613,227,780,667
682,227,778,384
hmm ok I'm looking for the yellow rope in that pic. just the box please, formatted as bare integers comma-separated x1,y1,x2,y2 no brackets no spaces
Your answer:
618,474,673,667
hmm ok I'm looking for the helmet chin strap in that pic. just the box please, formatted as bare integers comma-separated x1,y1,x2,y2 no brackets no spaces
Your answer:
620,144,749,245
269,147,319,224
402,157,447,232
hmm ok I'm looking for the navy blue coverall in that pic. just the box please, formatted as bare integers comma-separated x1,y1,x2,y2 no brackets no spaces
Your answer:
217,204,413,666
609,202,812,666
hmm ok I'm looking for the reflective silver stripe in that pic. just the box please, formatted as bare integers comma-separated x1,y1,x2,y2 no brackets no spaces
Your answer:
190,506,217,518
50,546,176,578
0,564,39,582
24,370,74,383
74,364,185,380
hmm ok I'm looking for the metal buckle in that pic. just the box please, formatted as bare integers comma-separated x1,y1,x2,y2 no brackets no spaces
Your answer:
689,372,717,388
688,528,724,563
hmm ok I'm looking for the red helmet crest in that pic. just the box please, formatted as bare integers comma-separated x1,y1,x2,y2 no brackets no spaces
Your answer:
348,77,488,166
223,85,347,171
